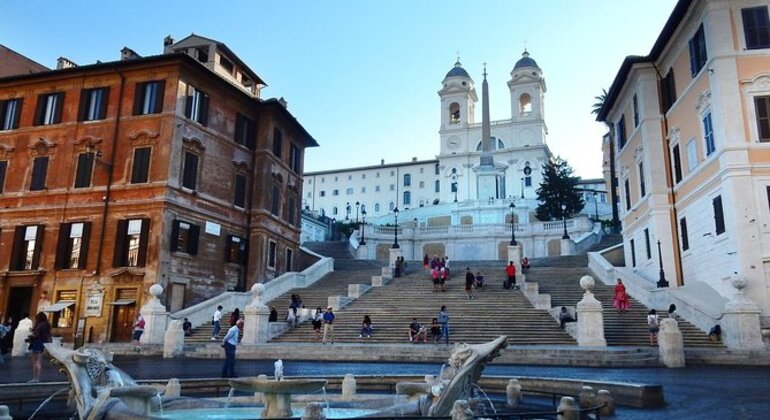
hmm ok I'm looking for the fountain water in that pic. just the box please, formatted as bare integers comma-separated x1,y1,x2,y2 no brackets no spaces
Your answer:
224,388,237,409
274,359,284,382
27,387,69,420
472,384,497,414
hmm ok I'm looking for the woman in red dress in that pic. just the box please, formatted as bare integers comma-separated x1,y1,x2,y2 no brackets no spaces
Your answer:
613,279,630,313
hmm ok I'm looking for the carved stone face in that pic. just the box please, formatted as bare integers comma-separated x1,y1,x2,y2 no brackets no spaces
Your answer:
72,348,112,386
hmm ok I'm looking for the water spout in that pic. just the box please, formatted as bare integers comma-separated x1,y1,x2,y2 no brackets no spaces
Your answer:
472,384,497,414
155,391,164,416
28,387,69,420
224,388,236,409
274,359,284,382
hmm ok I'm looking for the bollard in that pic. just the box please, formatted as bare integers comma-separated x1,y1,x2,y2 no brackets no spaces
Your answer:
556,396,579,420
595,389,616,416
0,405,11,420
164,378,181,398
578,385,596,409
342,374,356,401
506,378,522,408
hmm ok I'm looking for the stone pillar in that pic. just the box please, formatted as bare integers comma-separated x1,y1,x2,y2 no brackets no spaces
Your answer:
560,238,575,256
163,320,184,359
506,378,522,408
140,284,168,345
595,390,615,416
342,374,356,401
556,396,579,420
356,244,368,260
722,274,765,350
578,386,596,408
389,248,403,275
164,378,181,398
507,245,522,275
658,318,685,368
450,400,473,420
243,284,271,344
576,276,607,347
0,405,11,420
12,317,33,357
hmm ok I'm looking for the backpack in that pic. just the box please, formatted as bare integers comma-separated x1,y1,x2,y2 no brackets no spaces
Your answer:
648,315,658,327
503,279,511,289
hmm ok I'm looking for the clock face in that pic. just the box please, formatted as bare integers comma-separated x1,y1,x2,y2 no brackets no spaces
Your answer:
447,137,461,149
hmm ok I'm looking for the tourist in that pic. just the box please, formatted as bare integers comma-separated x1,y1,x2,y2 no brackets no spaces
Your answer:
312,307,323,341
289,294,302,326
668,304,678,320
464,268,475,300
28,312,51,383
432,267,441,293
221,319,244,378
211,305,223,340
444,256,451,275
430,318,442,343
438,306,450,345
268,307,278,322
521,257,530,273
132,313,145,352
359,315,373,338
423,254,430,271
505,261,517,290
647,309,660,346
558,307,575,329
474,272,485,289
322,306,335,344
183,318,192,337
613,279,630,313
709,324,721,342
408,318,427,342
229,308,240,327
440,267,448,292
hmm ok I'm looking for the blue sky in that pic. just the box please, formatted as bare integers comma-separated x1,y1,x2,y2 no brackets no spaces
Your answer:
0,0,676,178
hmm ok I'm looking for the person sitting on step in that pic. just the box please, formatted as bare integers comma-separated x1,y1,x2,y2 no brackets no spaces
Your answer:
429,318,442,344
558,307,575,329
408,318,427,342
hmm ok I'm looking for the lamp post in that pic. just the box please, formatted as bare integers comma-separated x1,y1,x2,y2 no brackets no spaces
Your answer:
561,204,570,240
359,210,366,245
656,240,669,288
355,201,360,223
509,201,517,246
451,174,458,202
593,192,599,221
345,202,351,220
331,217,336,241
392,207,400,249
520,177,525,199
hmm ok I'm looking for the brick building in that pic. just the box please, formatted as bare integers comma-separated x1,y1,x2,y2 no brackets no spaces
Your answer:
0,36,317,344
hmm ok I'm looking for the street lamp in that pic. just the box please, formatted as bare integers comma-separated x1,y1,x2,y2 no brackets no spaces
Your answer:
392,207,400,249
355,201,360,223
656,240,669,288
520,177,525,199
561,204,570,240
331,217,336,241
345,202,351,220
509,201,517,246
359,210,367,245
451,174,458,202
593,192,599,221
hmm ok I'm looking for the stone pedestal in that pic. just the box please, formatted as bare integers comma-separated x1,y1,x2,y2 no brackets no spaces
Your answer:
578,386,596,408
507,245,522,274
356,244,368,260
348,284,371,299
163,320,184,358
12,317,33,356
722,275,765,350
164,378,181,398
576,276,606,347
141,284,168,345
243,304,271,344
506,379,522,408
0,405,12,420
560,238,575,256
389,248,403,274
658,318,685,368
342,374,356,401
595,390,615,416
556,396,579,420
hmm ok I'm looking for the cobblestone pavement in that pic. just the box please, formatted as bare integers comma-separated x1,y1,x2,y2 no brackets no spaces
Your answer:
1,355,769,419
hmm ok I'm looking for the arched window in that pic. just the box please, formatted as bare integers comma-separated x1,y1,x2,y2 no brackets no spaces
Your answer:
449,102,460,123
435,180,440,192
519,93,532,113
403,174,411,186
524,161,532,187
434,163,440,175
332,206,338,215
475,137,506,151
374,203,380,212
403,191,411,205
389,201,395,211
361,204,366,212
419,199,424,207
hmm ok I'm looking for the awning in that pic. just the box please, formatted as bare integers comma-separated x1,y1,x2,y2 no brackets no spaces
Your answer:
42,301,75,312
109,299,136,306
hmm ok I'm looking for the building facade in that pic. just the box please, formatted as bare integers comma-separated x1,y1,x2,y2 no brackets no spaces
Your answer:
598,0,770,326
0,35,316,343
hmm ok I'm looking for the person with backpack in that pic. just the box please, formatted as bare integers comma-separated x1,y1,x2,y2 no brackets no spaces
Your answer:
647,309,660,346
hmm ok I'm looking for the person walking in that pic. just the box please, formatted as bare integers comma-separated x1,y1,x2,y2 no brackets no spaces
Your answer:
28,312,51,383
431,267,441,293
423,254,430,271
505,261,517,290
647,309,660,346
613,279,630,313
437,305,450,345
311,306,323,341
132,313,145,352
440,267,448,292
221,319,244,378
183,318,193,337
464,268,475,300
322,306,335,344
668,304,679,321
211,305,223,340
229,308,240,327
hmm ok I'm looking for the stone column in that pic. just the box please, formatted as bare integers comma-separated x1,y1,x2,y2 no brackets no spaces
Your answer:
342,374,356,401
556,396,579,420
163,320,184,359
356,244,368,260
12,316,33,356
576,276,607,347
658,318,685,368
560,238,575,256
140,284,168,345
506,378,522,408
243,283,271,344
507,245,522,276
722,274,765,350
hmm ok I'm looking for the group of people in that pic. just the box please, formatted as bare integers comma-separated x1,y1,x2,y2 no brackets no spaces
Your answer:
310,306,336,343
464,268,485,299
407,305,450,344
211,305,243,340
426,255,451,292
394,257,407,277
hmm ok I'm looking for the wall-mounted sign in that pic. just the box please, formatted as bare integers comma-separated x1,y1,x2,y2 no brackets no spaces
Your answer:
205,221,221,236
84,290,104,318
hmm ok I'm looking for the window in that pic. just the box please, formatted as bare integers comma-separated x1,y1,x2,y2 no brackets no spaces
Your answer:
689,24,708,77
435,163,440,175
754,96,770,142
0,160,7,193
374,203,380,212
525,176,532,187
644,228,651,259
185,86,209,125
672,145,682,183
113,219,149,267
403,174,411,186
267,240,277,268
226,235,247,265
131,147,151,184
742,6,770,49
661,70,677,113
273,128,283,157
0,98,23,130
133,80,165,115
196,47,208,63
680,217,689,251
333,189,339,196
389,184,395,191
713,195,725,235
703,112,715,156
234,113,255,149
624,178,631,210
361,187,366,193
288,196,297,225
362,174,366,179
449,102,460,123
182,151,199,190
171,220,200,255
51,290,77,328
630,239,636,267
687,140,698,171
332,206,338,215
34,92,64,125
451,182,457,193
55,222,91,269
285,248,293,272
30,156,49,191
389,201,395,211
376,172,380,178
319,191,326,197
632,94,640,127
417,181,423,188
390,170,395,176
616,116,627,149
519,93,532,113
79,87,109,121
271,185,280,216
435,180,440,193
74,153,94,188
234,173,247,208
375,185,380,192
11,225,44,270
219,56,234,74
348,175,352,181
638,162,646,198
346,187,354,195
290,144,301,172
403,191,411,205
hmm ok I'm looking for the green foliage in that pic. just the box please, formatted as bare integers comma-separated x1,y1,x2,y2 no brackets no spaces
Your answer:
535,156,585,221
334,220,358,238
591,88,608,117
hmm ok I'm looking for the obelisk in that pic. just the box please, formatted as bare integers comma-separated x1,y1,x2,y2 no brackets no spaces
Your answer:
476,64,498,199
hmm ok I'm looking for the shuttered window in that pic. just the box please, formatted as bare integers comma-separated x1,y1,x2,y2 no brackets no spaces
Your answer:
133,80,165,115
271,185,280,216
131,147,151,184
34,92,64,125
0,160,7,193
624,178,631,210
742,6,770,50
680,217,689,251
688,24,708,77
639,162,646,198
234,113,255,149
226,235,248,265
268,240,277,268
10,225,44,271
113,219,150,267
182,151,198,190
0,98,23,130
30,156,49,191
661,70,677,113
754,96,770,142
672,145,682,183
703,112,715,156
272,128,283,157
630,239,636,268
78,87,110,121
234,173,246,208
290,144,300,172
713,195,725,235
74,153,94,188
644,228,651,259
55,222,91,269
184,85,209,125
616,116,627,149
170,220,200,255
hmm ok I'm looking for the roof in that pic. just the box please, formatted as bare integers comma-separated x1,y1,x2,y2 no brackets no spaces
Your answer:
513,51,539,70
0,44,49,77
257,98,319,148
169,34,267,87
596,0,693,121
445,61,470,79
304,159,439,176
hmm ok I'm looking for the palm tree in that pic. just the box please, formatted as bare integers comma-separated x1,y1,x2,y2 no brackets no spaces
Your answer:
591,88,608,118
591,87,620,233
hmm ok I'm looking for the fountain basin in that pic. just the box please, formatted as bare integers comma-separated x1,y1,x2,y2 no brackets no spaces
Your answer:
159,407,377,419
229,378,328,394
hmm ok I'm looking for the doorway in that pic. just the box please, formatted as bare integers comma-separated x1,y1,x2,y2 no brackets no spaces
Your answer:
169,283,186,313
6,287,34,330
110,303,136,343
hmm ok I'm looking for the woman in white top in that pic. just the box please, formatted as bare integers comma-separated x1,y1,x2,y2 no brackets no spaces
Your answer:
647,309,660,346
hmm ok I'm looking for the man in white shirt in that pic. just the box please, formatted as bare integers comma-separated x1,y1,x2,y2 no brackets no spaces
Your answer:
211,305,223,340
221,319,243,378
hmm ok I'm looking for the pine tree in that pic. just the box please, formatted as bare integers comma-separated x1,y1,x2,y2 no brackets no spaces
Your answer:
535,156,585,221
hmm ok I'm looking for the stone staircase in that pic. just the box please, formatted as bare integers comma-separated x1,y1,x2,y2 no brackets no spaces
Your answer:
524,263,720,347
271,260,577,346
587,233,623,253
303,241,353,259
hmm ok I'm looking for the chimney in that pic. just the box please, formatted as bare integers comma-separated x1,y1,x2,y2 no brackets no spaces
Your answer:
56,57,77,70
164,35,174,47
120,47,141,61
278,97,288,108
381,159,385,166
412,157,417,162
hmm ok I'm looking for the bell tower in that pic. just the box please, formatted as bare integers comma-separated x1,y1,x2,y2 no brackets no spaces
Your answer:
507,50,547,145
438,60,477,155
